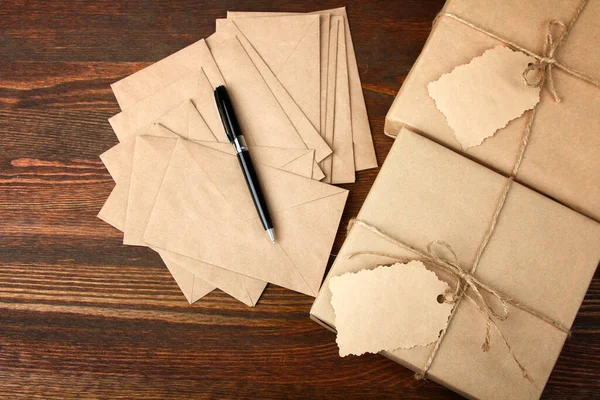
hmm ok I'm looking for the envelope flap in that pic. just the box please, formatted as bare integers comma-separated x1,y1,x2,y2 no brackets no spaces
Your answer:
185,141,314,179
279,150,315,179
156,99,216,142
111,39,225,110
160,253,216,304
215,18,331,162
273,189,348,295
206,35,307,150
123,135,178,245
156,100,192,139
187,101,218,142
143,140,316,296
181,139,346,215
97,184,127,231
149,122,178,138
100,140,135,185
230,14,320,73
273,16,321,129
108,71,202,142
160,250,266,307
190,69,226,141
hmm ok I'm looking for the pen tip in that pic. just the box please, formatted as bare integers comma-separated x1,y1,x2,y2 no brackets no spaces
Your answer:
267,228,276,244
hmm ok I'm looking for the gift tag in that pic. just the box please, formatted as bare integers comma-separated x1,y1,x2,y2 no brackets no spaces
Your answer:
428,46,540,149
329,261,453,357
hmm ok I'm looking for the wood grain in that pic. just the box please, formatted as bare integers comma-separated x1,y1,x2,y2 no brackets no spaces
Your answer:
0,0,598,398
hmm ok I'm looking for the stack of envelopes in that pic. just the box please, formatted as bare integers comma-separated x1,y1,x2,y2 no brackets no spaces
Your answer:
97,7,373,306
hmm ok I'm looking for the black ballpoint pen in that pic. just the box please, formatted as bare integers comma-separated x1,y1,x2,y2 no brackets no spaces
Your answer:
214,85,276,243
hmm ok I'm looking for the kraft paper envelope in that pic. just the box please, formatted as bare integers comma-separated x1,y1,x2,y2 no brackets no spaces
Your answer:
323,7,376,171
125,133,316,246
101,103,317,236
102,123,315,192
109,68,224,142
329,17,355,184
164,258,216,304
100,125,315,305
129,136,315,306
111,39,222,111
100,142,132,186
204,34,305,149
128,136,267,307
194,141,315,179
225,12,355,183
152,100,320,179
205,33,325,180
215,18,331,164
109,53,325,180
150,98,319,177
97,183,217,304
109,31,320,179
229,8,378,172
99,125,220,304
158,99,223,144
144,139,348,296
311,128,600,400
224,14,321,133
225,12,330,138
98,184,127,231
151,85,323,180
320,16,340,183
109,35,330,172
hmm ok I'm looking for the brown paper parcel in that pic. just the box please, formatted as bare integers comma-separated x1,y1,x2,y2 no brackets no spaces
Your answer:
310,128,600,400
384,0,600,221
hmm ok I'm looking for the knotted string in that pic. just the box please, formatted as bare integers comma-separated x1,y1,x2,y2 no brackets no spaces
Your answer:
521,20,567,102
434,0,600,103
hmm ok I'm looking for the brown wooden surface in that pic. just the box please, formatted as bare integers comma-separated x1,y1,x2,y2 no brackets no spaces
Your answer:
1,1,599,399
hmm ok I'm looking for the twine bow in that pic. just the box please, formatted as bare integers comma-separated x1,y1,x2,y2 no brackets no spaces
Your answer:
522,20,568,102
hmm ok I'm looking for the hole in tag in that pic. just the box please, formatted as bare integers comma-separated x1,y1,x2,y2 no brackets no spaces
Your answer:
437,294,445,304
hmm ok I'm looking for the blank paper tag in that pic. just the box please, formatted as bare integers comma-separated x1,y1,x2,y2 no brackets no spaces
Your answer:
330,261,453,357
428,46,540,149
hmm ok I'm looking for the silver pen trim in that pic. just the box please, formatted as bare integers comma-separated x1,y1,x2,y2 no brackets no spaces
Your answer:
266,228,275,243
233,135,248,154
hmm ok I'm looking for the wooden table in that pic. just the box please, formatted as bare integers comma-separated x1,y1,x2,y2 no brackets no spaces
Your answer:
1,1,598,398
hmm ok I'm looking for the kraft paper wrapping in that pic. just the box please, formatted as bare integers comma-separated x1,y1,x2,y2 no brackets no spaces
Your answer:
311,128,600,400
384,0,600,221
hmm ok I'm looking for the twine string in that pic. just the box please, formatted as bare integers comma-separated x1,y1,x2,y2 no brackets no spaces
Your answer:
522,20,567,102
